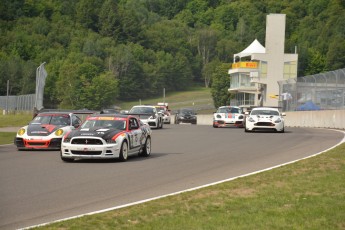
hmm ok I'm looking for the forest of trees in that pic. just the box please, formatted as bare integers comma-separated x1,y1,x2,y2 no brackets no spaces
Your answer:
0,0,344,109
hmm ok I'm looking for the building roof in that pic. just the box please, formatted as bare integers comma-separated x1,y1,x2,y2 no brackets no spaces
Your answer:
234,39,266,60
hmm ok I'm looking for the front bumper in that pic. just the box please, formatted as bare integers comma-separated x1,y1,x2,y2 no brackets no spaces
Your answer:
15,137,62,150
162,116,171,123
61,143,120,159
246,121,284,132
176,117,197,124
141,119,159,128
213,119,243,127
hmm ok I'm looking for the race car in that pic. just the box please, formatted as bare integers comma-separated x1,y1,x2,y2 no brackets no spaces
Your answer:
175,108,197,124
60,114,152,162
128,105,163,129
14,111,84,150
244,107,286,133
213,106,244,128
155,103,171,124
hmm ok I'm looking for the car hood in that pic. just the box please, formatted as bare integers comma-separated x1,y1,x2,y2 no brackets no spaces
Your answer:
214,113,242,119
249,115,282,121
129,113,154,119
68,127,123,140
27,124,65,136
179,113,196,117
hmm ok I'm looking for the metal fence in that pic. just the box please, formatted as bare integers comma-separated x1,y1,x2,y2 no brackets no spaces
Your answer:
278,68,345,111
0,94,35,113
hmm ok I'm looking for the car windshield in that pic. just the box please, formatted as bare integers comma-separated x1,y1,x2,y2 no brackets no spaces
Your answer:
130,107,155,114
251,110,280,116
81,119,126,130
30,114,70,126
218,107,240,113
156,107,165,112
180,109,195,115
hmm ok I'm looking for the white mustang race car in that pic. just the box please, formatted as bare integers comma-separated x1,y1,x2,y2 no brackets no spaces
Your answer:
60,114,152,162
213,106,244,128
244,107,285,133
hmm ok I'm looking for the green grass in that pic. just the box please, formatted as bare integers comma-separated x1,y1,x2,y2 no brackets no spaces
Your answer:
34,143,345,230
116,86,214,113
0,113,32,128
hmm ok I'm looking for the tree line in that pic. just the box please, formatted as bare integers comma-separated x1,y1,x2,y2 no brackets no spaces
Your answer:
0,0,344,109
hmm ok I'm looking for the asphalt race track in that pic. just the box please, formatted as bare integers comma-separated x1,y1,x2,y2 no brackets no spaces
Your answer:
0,125,344,229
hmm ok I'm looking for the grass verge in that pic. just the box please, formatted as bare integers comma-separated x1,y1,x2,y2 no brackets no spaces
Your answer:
0,113,32,127
35,143,345,229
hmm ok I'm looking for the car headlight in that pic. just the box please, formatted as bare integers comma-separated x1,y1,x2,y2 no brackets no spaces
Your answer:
17,128,25,136
63,137,71,143
248,117,255,122
55,129,64,136
106,139,117,144
274,118,282,123
62,131,72,143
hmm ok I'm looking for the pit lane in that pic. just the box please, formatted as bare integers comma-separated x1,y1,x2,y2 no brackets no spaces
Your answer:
0,125,343,229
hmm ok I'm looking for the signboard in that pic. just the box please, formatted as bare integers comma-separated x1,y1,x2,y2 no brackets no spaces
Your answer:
231,62,258,69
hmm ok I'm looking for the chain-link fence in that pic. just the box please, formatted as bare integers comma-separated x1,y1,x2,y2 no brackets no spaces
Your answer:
278,68,345,111
0,94,35,114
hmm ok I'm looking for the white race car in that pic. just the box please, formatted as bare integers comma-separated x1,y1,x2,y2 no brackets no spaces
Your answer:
244,107,285,133
14,111,84,150
61,114,152,162
129,105,163,129
155,105,171,124
213,106,244,128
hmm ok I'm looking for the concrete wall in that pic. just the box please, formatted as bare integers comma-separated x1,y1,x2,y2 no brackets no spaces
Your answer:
189,110,345,130
284,110,345,129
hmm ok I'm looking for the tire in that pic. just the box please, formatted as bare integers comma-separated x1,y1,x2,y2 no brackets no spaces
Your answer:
278,128,285,133
244,125,250,132
61,151,74,162
119,141,128,162
141,136,151,157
